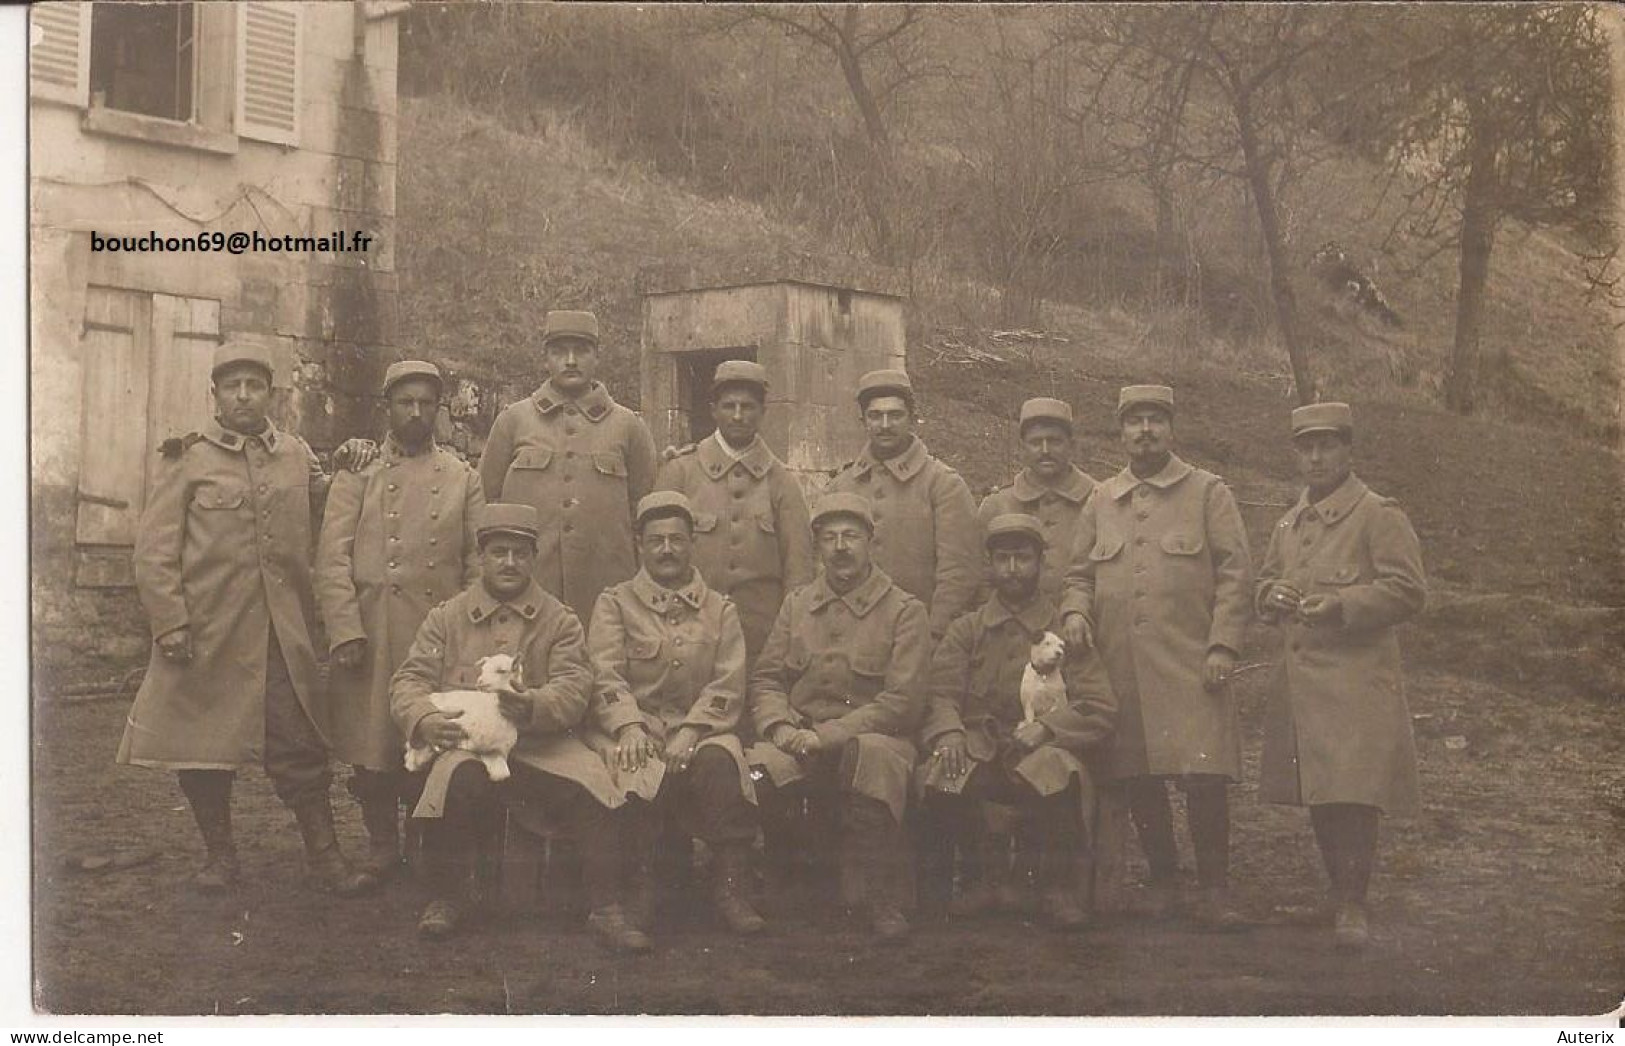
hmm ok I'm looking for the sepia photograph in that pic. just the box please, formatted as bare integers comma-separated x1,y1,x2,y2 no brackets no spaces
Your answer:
22,0,1625,1021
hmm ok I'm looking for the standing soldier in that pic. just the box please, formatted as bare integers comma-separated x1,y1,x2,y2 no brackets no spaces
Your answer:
586,491,766,938
1256,403,1427,949
1060,385,1253,928
316,360,484,880
749,494,931,942
827,369,979,642
117,342,375,896
655,360,813,661
478,309,658,619
977,397,1097,603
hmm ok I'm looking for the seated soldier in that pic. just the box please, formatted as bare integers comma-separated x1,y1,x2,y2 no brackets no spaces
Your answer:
389,503,650,952
586,491,765,937
919,513,1118,931
747,493,930,944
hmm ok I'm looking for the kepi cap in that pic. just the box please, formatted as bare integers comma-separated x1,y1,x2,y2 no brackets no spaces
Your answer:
984,513,1046,551
1019,397,1073,434
541,310,600,347
712,360,769,395
211,341,275,384
381,359,443,398
635,490,696,529
1117,384,1175,418
477,503,541,543
810,492,874,532
1291,402,1354,437
856,368,913,407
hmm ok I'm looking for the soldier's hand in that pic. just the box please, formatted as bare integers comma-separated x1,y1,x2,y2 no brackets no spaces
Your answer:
932,733,969,780
332,638,367,671
1264,582,1303,615
417,710,467,749
665,727,701,773
1297,594,1345,628
1012,720,1051,751
1203,647,1239,691
333,438,379,472
769,724,801,755
156,627,193,666
789,729,823,758
497,687,532,726
1061,612,1093,651
616,723,660,772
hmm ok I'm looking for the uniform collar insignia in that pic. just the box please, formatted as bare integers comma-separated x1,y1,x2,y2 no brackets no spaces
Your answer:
1294,472,1368,526
1102,454,1192,500
856,436,928,482
699,433,773,480
203,418,278,453
1012,466,1094,504
533,380,614,422
469,579,546,622
809,566,893,617
632,568,706,611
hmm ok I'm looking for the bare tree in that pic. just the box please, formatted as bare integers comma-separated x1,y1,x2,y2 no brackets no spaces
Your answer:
707,5,942,265
1068,6,1353,404
1335,5,1613,413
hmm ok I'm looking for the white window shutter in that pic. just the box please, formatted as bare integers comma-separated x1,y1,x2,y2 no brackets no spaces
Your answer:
237,2,301,146
29,2,90,107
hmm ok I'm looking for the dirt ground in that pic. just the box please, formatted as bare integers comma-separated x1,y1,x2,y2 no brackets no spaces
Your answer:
32,664,1624,1017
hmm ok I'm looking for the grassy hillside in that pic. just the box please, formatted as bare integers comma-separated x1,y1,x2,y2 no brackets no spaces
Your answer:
397,95,1624,698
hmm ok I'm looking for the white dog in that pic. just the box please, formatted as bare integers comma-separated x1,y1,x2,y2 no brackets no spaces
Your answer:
1019,631,1068,725
403,654,523,781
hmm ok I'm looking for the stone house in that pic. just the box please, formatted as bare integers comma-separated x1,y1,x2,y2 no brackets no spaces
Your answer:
29,1,406,687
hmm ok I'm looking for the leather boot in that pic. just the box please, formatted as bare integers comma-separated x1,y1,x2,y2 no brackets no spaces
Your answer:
623,815,658,931
179,771,237,892
588,904,654,953
1037,794,1088,931
711,843,766,935
357,783,402,881
291,795,378,897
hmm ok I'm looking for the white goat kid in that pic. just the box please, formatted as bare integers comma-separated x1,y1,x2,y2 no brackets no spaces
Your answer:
403,654,523,781
1019,631,1068,725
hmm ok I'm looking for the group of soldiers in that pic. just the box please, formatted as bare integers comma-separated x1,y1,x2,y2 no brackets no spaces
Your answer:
117,307,1428,955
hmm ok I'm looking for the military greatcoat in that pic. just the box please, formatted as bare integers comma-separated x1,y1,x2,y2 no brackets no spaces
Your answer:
655,433,814,659
478,380,658,619
1256,474,1426,815
586,568,754,800
748,567,930,823
118,419,328,769
1061,455,1253,781
315,436,484,771
826,437,980,638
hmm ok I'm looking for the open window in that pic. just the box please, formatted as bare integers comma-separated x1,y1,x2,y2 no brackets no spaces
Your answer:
88,3,195,122
31,2,301,151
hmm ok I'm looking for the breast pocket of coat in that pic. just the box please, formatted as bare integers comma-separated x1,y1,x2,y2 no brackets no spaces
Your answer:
189,484,250,539
502,446,555,504
1312,565,1362,593
592,451,632,509
846,653,891,707
621,635,665,695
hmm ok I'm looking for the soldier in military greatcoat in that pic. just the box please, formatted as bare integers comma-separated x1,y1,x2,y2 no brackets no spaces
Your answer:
655,360,812,662
478,310,658,620
118,342,375,896
316,360,484,878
